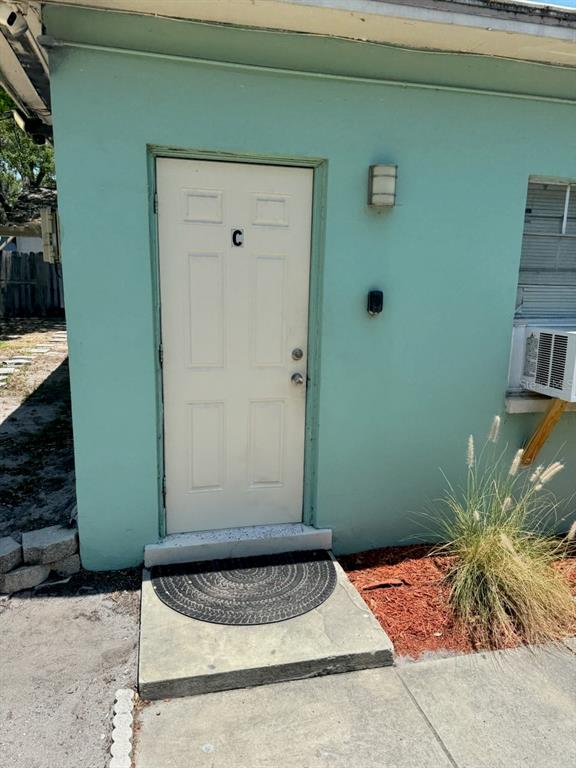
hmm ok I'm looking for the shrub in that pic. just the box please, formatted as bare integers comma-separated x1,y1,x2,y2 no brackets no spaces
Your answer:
435,416,575,648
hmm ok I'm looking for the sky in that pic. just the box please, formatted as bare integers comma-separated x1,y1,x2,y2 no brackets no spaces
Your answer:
527,0,576,5
512,0,576,6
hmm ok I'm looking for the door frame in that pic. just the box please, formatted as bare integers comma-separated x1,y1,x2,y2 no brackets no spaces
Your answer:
147,145,328,538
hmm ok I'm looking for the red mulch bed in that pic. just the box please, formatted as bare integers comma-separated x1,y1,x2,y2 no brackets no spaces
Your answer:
339,545,576,659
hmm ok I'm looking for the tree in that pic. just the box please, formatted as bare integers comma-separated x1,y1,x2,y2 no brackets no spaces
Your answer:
0,87,55,218
0,89,13,112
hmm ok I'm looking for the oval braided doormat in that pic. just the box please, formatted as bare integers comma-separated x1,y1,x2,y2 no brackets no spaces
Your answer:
150,550,337,625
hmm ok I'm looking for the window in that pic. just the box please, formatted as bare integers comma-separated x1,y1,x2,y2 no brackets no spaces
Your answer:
515,181,576,321
508,179,576,393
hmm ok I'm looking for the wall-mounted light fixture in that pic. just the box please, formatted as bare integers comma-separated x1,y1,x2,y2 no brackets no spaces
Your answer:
368,165,397,208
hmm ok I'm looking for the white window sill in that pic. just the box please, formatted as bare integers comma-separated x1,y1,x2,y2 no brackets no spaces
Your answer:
505,396,576,414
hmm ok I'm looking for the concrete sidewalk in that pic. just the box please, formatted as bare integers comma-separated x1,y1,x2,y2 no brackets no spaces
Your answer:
134,641,576,768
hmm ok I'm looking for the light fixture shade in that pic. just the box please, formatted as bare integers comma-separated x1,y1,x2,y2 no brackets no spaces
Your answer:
368,165,397,207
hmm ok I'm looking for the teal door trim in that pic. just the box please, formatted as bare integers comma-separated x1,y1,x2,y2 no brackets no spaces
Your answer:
147,145,328,536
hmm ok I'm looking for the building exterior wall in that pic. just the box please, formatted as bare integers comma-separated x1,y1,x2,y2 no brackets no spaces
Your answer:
46,8,576,569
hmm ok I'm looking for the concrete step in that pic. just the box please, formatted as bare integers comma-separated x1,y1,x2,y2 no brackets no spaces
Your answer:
138,558,394,700
144,523,333,567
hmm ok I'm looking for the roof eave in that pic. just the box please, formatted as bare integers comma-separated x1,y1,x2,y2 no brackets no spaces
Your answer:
4,0,576,130
0,2,51,131
37,0,576,66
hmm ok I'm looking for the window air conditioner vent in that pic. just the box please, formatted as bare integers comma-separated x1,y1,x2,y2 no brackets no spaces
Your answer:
522,328,576,401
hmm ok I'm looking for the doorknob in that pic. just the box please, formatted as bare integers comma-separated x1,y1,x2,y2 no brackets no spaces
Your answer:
291,372,305,385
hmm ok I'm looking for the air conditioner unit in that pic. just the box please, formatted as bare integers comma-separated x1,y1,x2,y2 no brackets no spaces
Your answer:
522,328,576,402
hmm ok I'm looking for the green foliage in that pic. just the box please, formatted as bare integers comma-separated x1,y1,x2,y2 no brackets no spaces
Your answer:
0,89,14,112
434,417,575,648
0,88,55,210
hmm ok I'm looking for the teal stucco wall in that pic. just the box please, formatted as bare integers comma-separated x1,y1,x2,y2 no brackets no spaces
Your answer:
46,8,576,569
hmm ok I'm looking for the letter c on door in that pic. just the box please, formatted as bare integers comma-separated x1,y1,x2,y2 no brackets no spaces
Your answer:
232,229,244,247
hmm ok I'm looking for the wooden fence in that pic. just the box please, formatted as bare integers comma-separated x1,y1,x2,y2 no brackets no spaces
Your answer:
0,251,64,318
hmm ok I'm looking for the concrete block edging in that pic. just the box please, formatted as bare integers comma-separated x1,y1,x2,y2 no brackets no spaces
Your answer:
109,688,135,768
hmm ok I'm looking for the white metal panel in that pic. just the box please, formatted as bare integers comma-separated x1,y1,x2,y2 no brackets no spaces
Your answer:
249,400,285,486
188,402,225,492
253,255,286,366
186,253,226,367
157,158,313,534
182,189,223,223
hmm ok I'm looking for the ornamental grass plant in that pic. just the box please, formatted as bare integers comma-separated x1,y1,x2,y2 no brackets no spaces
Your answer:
435,416,576,648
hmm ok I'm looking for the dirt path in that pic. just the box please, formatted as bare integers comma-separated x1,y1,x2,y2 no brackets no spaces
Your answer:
0,570,140,768
0,320,141,767
0,319,75,536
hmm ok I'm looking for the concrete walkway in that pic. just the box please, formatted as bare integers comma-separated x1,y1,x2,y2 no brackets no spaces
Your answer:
139,561,393,699
134,640,576,768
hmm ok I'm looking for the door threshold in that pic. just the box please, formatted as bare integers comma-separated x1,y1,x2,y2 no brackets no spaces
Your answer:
144,523,332,567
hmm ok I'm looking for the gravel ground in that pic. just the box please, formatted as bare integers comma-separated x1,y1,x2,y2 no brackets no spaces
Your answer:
0,569,141,768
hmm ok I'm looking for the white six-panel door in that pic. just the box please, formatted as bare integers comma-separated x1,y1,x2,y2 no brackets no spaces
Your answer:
157,159,313,534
